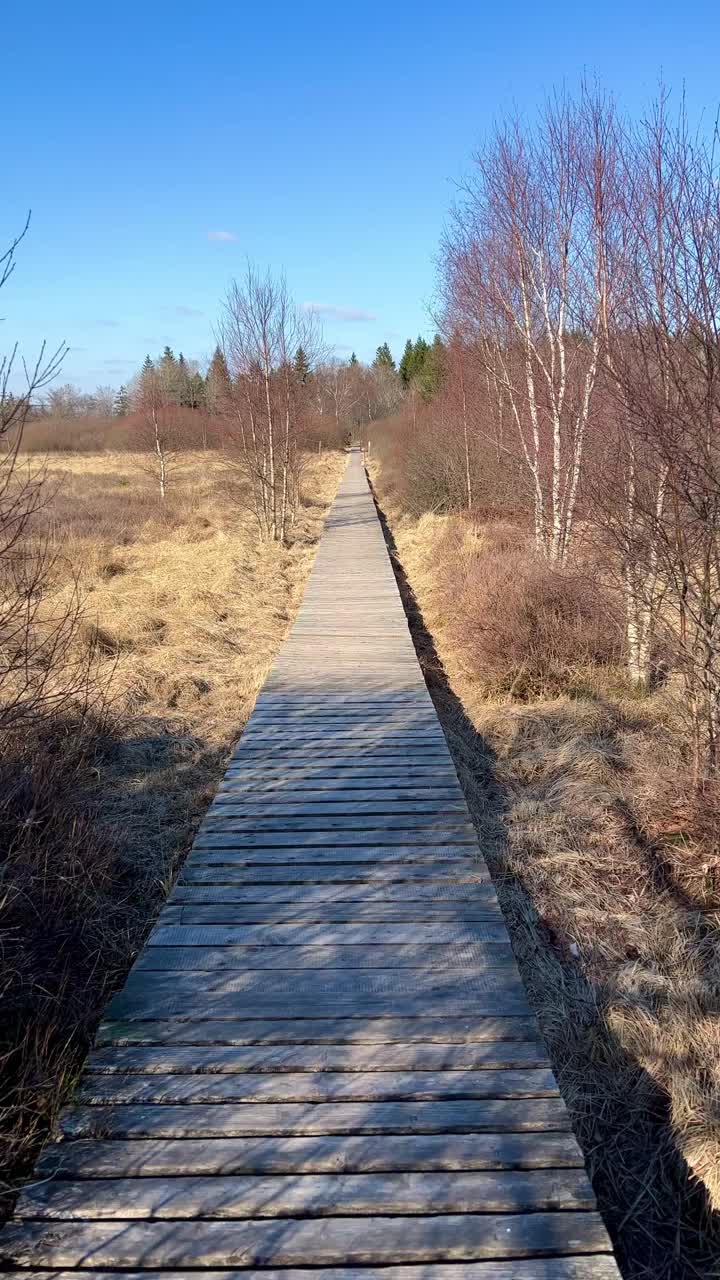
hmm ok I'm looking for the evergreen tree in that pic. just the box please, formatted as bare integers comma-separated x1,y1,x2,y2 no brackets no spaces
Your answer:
373,342,395,370
205,346,232,414
418,335,446,400
158,345,179,403
294,346,311,384
399,339,415,385
114,385,129,417
176,352,191,406
137,355,156,402
349,351,359,366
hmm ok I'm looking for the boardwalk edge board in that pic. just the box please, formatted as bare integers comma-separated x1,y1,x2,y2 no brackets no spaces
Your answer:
0,450,619,1278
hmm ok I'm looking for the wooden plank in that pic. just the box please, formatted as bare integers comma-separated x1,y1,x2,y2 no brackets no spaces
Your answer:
38,1131,585,1177
215,787,465,800
96,1015,540,1046
59,1098,572,1139
115,967,527,1001
193,831,477,848
208,799,469,814
103,997,534,1022
197,817,477,832
153,907,508,924
221,766,460,779
75,1069,559,1105
82,1041,549,1074
187,848,483,864
167,884,493,903
2,1263,621,1280
178,864,488,884
0,1212,613,1267
134,942,515,971
16,1168,595,1219
147,924,512,946
188,844,481,862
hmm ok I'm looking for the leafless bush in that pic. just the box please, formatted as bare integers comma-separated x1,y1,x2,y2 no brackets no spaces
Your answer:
434,519,622,698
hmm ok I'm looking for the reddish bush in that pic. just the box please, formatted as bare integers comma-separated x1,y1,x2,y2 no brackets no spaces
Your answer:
436,522,623,698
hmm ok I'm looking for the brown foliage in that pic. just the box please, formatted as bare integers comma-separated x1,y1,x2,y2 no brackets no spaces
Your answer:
429,516,622,699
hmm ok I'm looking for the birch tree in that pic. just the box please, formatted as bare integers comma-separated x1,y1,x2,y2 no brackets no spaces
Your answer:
134,360,179,500
219,267,321,543
440,89,618,563
610,99,720,768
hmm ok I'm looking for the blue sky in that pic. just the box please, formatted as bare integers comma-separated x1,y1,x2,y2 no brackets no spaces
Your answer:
3,0,719,390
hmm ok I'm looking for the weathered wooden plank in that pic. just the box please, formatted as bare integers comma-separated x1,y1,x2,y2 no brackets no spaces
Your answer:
154,906,508,925
240,728,449,742
229,748,454,762
168,884,493,905
82,1041,548,1074
221,767,461,781
208,799,469,815
188,844,481,862
198,819,477,835
59,1098,572,1139
0,1212,613,1267
181,860,483,874
135,942,514,971
214,782,463,797
193,831,478,849
187,848,483,864
148,923,511,946
96,1015,540,1046
178,864,488,884
4,1263,621,1280
16,1168,595,1220
105,993,533,1024
116,966,526,1001
38,1131,585,1177
75,1068,559,1105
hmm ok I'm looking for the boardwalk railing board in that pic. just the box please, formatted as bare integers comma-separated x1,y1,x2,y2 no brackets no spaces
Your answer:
0,450,619,1279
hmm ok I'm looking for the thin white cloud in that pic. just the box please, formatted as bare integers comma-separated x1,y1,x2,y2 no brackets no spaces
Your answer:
207,230,237,242
160,305,205,319
302,302,376,323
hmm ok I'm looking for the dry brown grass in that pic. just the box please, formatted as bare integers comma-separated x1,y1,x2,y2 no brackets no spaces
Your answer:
369,459,720,1280
0,447,345,1202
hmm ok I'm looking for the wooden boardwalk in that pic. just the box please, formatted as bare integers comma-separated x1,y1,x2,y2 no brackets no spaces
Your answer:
1,450,620,1278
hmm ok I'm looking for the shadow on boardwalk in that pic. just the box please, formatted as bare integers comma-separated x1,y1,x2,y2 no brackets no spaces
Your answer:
367,471,718,1280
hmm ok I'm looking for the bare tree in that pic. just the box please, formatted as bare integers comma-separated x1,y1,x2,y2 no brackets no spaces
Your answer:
0,218,96,728
219,267,322,542
609,97,720,769
134,362,179,499
441,88,619,563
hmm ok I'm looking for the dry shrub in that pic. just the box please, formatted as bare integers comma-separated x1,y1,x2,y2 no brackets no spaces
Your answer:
20,411,226,455
0,712,125,1190
434,516,622,699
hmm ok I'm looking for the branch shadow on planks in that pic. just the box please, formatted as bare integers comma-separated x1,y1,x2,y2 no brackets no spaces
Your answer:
366,468,718,1280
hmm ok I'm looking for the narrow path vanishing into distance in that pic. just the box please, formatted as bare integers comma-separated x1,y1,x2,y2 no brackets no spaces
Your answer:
1,449,621,1278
